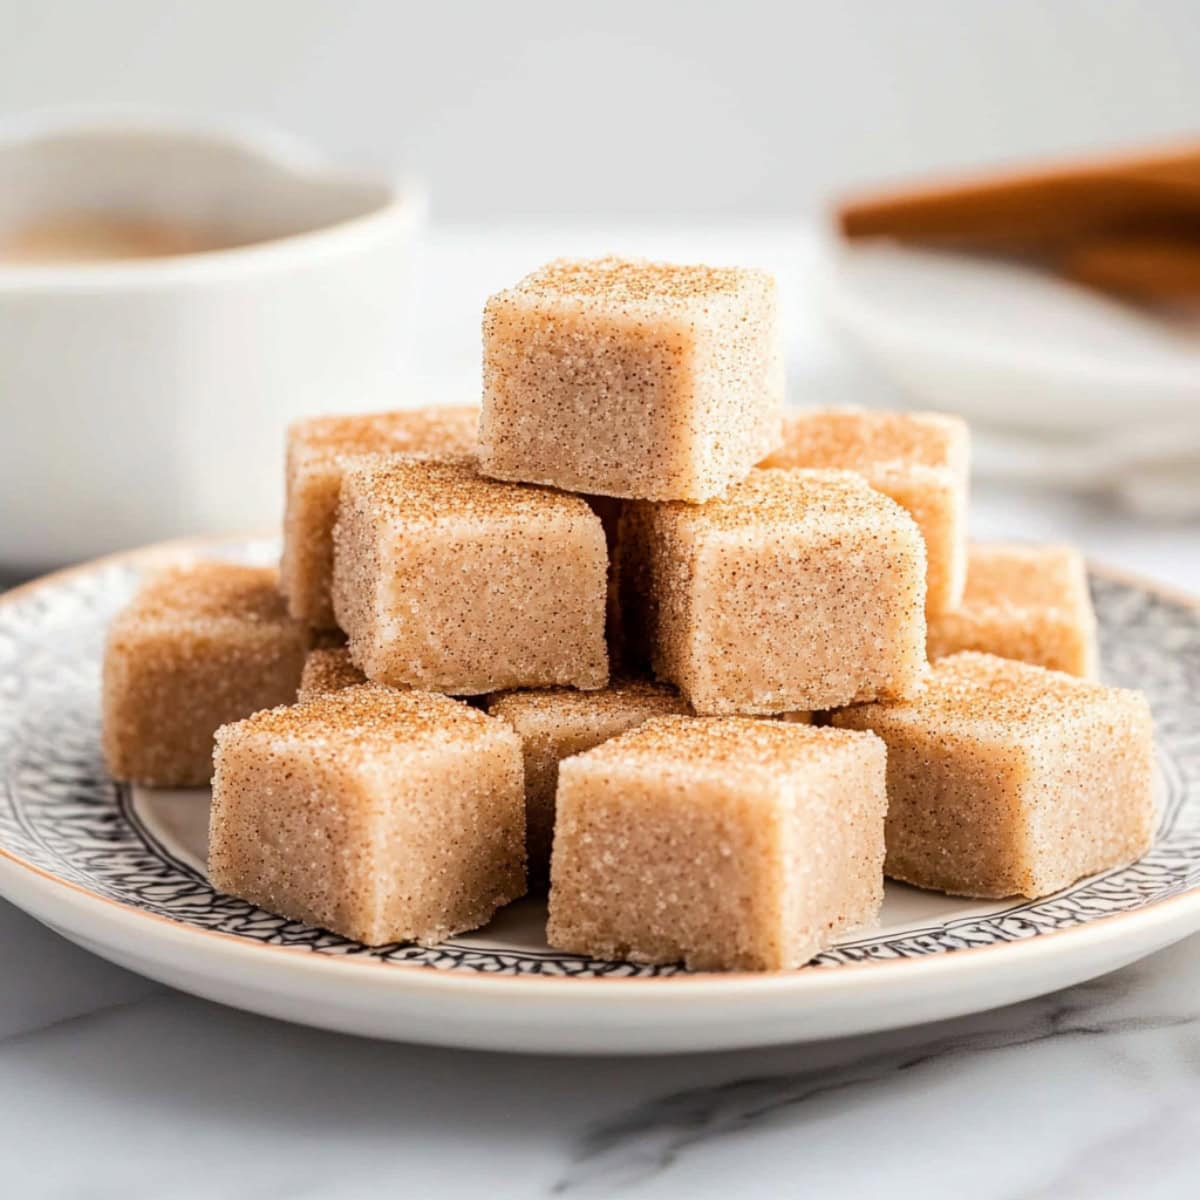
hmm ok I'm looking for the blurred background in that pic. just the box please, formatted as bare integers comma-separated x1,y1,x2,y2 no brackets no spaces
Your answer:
2,0,1195,222
0,0,1197,581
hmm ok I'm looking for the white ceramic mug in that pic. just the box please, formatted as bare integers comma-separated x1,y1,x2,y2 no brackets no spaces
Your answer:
0,112,426,570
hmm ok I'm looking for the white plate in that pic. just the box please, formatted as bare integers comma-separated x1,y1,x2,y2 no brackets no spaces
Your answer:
1,537,1198,1055
822,243,1200,434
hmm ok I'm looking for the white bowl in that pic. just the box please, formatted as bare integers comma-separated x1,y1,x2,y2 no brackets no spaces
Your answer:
0,111,426,568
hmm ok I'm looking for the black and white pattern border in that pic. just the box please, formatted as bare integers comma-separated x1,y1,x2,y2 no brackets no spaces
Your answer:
1,541,1197,978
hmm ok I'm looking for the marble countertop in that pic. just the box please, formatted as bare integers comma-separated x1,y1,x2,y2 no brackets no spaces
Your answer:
3,227,1199,1198
3,898,1199,1198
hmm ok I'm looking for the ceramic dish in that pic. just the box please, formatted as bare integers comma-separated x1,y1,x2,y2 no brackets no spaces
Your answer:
821,243,1200,434
1,537,1198,1055
0,112,424,569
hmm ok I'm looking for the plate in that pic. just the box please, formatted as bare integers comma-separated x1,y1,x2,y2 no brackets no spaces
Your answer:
1,536,1198,1055
821,243,1200,434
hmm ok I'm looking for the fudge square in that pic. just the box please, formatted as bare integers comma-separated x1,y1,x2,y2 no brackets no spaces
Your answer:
480,256,784,501
485,679,691,879
209,687,526,945
297,645,368,702
547,716,888,971
102,562,306,787
333,457,608,694
617,468,928,714
760,408,969,614
280,405,478,627
927,543,1098,677
832,652,1154,899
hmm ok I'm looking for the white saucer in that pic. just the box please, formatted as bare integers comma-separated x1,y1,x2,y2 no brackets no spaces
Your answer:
1,537,1198,1054
822,243,1200,434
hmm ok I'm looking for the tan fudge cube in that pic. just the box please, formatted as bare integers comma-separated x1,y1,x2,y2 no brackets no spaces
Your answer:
760,408,968,614
102,562,306,787
485,679,691,879
209,687,526,945
832,652,1154,899
547,716,888,971
480,257,783,501
927,543,1098,677
297,646,368,701
333,458,608,694
280,406,478,627
617,468,927,714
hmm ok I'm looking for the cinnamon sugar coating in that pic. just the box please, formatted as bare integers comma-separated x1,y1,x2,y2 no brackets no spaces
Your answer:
616,468,928,714
280,406,478,627
546,716,888,971
102,561,306,787
333,457,608,694
297,646,369,701
480,256,783,501
208,687,526,945
485,678,691,880
760,408,968,614
927,543,1098,676
832,652,1154,899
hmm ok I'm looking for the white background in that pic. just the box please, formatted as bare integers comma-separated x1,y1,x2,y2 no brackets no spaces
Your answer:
0,0,1196,222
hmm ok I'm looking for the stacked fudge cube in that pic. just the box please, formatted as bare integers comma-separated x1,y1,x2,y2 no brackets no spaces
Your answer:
210,687,526,944
101,255,1154,971
280,406,479,627
332,457,608,694
614,469,928,713
103,563,307,787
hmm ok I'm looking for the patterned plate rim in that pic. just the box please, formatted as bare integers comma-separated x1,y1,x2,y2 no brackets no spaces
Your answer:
1,533,1199,993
